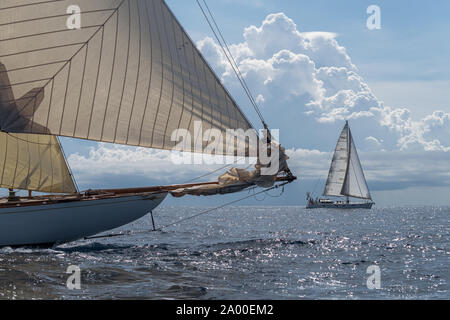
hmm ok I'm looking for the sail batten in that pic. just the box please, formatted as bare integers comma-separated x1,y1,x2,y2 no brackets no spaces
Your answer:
323,122,371,200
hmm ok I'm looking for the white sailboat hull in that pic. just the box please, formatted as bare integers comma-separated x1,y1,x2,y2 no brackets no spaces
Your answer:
306,201,374,209
0,193,167,247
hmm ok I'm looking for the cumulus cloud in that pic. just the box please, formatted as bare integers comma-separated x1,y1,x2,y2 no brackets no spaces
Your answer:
68,144,450,192
365,136,383,151
285,148,450,191
198,12,450,152
68,144,256,189
66,12,449,194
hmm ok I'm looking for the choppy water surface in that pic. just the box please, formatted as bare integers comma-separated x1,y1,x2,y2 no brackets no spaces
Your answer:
0,206,448,299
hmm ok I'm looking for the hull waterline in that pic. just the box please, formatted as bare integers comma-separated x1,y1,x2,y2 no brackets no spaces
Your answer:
0,193,167,247
306,202,374,209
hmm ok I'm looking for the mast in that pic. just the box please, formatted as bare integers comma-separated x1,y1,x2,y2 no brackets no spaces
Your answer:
343,120,351,202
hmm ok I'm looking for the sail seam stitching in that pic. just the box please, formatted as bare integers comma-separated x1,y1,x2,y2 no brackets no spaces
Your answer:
125,0,143,145
113,0,132,143
7,0,127,135
0,9,115,27
149,0,166,148
163,0,254,130
0,0,65,12
160,0,177,150
137,0,154,146
86,27,105,139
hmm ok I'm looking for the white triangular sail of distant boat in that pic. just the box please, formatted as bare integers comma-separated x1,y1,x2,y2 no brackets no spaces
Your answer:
341,128,371,199
323,122,371,200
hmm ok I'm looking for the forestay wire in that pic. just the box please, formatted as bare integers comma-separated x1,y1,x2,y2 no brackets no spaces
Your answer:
196,0,268,129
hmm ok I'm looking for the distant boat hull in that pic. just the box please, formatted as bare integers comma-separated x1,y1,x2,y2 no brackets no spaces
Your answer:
306,201,374,209
0,193,167,247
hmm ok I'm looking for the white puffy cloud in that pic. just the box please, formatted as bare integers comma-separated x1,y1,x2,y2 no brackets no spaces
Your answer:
241,13,355,70
372,107,450,151
285,148,450,190
68,144,450,192
365,136,383,151
198,12,450,153
68,145,185,187
68,144,256,189
65,12,449,194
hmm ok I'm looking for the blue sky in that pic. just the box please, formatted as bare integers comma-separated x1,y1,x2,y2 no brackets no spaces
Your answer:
60,0,450,206
167,0,450,113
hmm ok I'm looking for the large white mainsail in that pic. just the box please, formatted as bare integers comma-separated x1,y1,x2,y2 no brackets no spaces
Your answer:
0,0,254,154
323,122,371,200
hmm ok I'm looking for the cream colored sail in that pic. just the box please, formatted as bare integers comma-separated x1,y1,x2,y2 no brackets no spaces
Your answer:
0,0,253,154
0,132,77,194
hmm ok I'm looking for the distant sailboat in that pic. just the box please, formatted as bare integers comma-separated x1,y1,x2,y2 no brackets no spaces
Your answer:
0,0,295,247
306,121,374,209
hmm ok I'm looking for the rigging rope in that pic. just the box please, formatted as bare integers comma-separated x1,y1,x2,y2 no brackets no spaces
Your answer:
84,181,291,240
311,178,321,197
57,136,79,192
181,0,275,185
196,0,267,128
183,156,250,184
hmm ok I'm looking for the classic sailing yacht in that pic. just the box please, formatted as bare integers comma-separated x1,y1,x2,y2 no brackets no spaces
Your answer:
306,121,374,209
0,0,295,247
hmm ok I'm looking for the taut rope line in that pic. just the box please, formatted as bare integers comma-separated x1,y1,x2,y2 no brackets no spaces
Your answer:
84,181,292,240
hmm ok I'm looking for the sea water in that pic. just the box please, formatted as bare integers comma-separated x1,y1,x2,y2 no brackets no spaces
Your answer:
0,206,448,299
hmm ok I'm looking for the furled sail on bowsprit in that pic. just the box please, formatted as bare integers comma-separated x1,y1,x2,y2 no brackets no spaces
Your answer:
323,122,371,200
0,132,77,194
0,0,254,154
